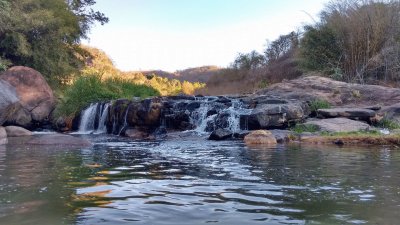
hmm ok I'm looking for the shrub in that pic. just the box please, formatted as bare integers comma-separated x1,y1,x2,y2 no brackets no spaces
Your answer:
291,124,320,134
377,118,400,130
55,73,160,117
309,99,331,112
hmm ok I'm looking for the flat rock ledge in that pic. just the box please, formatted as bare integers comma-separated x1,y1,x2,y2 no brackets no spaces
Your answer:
317,108,376,121
304,118,370,133
27,134,92,147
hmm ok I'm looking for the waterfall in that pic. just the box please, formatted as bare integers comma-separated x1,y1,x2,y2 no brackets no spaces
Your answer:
95,103,110,134
77,103,110,134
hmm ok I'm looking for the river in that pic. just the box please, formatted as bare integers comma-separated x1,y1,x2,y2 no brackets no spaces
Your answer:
0,134,399,225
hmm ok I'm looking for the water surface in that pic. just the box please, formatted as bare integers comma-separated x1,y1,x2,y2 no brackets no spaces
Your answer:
0,135,399,225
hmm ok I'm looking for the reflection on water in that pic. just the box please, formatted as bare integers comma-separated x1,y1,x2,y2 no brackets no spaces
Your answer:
0,135,400,225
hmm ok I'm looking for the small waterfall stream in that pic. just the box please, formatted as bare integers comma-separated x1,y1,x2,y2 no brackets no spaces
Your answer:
77,103,110,134
76,96,253,135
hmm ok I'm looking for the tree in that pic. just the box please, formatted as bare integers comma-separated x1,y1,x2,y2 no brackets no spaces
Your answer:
0,0,108,86
231,50,265,70
264,31,299,63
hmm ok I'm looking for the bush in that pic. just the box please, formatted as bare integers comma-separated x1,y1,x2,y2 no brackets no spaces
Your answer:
309,99,331,112
377,118,400,130
55,73,160,117
291,124,320,134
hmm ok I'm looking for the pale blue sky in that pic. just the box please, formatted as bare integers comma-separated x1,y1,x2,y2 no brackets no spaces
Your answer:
84,0,327,72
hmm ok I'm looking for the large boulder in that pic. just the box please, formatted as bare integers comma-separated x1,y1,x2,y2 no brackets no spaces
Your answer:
317,108,376,122
304,118,370,133
240,99,309,130
257,75,400,107
244,130,277,145
0,80,20,125
5,126,33,137
0,127,7,145
0,66,55,127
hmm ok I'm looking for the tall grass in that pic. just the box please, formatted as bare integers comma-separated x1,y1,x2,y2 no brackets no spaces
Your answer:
55,73,160,117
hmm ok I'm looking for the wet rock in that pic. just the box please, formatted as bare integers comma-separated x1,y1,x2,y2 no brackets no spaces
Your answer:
27,134,92,147
244,130,277,145
209,129,233,141
206,109,218,117
186,102,201,111
304,118,370,133
0,66,55,127
4,126,33,137
107,99,130,134
165,111,192,130
0,127,7,145
317,108,375,121
270,129,294,143
125,128,149,139
167,95,196,101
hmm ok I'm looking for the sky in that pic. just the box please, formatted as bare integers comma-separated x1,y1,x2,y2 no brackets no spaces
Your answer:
83,0,327,72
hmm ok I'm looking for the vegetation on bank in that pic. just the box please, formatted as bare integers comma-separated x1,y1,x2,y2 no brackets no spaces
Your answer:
199,0,400,95
54,74,160,118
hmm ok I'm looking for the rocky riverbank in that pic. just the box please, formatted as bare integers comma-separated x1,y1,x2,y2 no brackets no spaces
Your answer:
2,66,400,147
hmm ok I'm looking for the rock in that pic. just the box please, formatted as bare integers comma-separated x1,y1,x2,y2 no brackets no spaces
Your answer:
304,118,370,133
317,108,375,121
4,126,33,137
270,129,294,143
125,128,149,139
0,66,55,126
241,100,308,130
378,103,400,124
209,129,233,140
0,80,20,125
244,130,277,145
27,134,92,147
256,75,400,107
0,127,7,145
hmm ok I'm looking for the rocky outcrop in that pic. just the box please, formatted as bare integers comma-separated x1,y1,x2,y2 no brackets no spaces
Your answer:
0,66,55,128
304,118,370,133
244,130,277,145
317,108,376,122
27,134,92,147
0,80,20,126
0,127,7,145
257,75,400,107
4,126,33,137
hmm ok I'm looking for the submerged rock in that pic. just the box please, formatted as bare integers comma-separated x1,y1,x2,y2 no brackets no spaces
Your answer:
0,127,7,145
27,134,92,147
209,129,233,141
304,118,370,133
5,126,33,137
244,130,277,145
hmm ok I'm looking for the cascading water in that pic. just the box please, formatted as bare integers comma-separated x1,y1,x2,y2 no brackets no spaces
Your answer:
94,103,110,134
77,102,110,134
181,97,252,134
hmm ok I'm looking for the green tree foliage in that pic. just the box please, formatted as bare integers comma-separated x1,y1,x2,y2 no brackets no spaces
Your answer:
231,50,265,70
0,0,108,86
